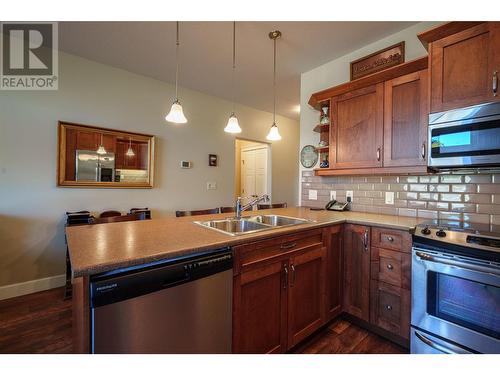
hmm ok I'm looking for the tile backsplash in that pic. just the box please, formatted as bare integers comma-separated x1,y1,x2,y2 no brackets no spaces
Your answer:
301,170,500,230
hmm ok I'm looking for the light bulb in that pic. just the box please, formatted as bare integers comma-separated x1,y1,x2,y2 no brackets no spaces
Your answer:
165,100,188,124
96,145,107,155
266,123,281,141
224,113,242,133
126,147,135,157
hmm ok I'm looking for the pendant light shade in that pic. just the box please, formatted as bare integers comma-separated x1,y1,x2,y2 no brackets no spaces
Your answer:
126,138,135,157
224,112,242,133
166,100,188,123
224,22,242,134
267,30,282,141
166,22,188,124
266,122,282,141
96,134,107,155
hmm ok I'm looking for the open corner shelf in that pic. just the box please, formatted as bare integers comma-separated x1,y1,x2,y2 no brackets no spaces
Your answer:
313,124,330,133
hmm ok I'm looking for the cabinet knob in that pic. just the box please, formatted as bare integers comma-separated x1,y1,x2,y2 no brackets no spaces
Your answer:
385,305,393,311
386,263,394,270
386,236,394,242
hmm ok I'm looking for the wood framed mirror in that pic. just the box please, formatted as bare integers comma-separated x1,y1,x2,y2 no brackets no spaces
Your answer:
57,121,155,188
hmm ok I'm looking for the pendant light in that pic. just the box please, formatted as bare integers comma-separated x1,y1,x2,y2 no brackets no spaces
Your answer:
126,138,135,157
165,21,188,124
224,22,242,134
266,30,282,141
96,133,106,155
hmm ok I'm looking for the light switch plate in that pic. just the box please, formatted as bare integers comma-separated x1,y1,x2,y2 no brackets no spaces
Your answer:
330,191,336,201
206,182,217,190
385,191,395,205
346,190,354,202
308,189,318,200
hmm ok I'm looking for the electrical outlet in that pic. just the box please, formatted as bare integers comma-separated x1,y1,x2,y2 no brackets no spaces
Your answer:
346,190,354,202
385,191,395,205
330,191,336,201
308,189,318,200
206,182,217,190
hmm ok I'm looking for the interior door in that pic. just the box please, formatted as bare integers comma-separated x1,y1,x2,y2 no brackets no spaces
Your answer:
232,258,288,353
255,148,268,196
287,246,326,349
241,149,256,197
383,69,428,167
331,83,384,169
343,224,371,321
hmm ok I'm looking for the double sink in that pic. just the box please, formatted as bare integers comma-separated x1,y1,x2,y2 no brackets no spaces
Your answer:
194,215,312,236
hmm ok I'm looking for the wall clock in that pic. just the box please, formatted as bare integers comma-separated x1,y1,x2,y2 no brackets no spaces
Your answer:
300,145,318,168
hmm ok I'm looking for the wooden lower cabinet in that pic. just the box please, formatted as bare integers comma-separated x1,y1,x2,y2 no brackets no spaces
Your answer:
370,280,410,340
343,224,371,322
233,258,287,353
325,225,343,320
287,246,326,349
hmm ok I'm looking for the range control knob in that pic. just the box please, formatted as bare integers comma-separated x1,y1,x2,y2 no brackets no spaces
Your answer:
436,229,447,238
421,226,431,235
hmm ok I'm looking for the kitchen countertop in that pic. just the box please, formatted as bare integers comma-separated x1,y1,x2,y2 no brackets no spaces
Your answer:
66,207,424,278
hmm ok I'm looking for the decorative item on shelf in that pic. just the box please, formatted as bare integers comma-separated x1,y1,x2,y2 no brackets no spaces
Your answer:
266,30,282,141
166,21,188,124
320,154,329,168
320,106,330,125
208,154,218,167
300,145,318,168
350,41,405,81
224,22,242,134
318,140,328,148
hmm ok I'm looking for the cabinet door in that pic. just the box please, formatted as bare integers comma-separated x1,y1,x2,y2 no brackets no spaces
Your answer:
138,143,149,170
102,134,116,153
331,83,383,169
287,246,326,349
233,258,287,353
383,70,428,167
124,144,139,169
76,130,99,151
430,22,500,113
343,224,371,322
115,141,126,169
325,225,343,320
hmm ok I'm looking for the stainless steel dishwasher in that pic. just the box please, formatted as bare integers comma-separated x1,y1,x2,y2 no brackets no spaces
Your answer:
90,248,233,354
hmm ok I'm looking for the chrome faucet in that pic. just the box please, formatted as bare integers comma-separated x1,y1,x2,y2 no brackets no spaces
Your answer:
235,194,269,219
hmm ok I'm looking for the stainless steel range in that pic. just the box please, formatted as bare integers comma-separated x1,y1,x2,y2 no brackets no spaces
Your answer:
411,221,500,354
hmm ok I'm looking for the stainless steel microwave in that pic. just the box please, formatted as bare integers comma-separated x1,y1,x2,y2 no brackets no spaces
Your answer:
428,101,500,170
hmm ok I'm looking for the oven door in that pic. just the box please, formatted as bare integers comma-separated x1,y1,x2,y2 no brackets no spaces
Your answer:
428,115,500,168
412,248,500,353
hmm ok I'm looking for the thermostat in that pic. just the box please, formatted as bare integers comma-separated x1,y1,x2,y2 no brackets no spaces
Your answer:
181,161,192,169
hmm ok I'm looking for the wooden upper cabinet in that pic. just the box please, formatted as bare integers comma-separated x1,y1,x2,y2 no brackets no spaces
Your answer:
233,258,287,354
383,69,428,167
331,83,384,169
102,134,116,153
428,22,500,113
76,129,99,151
287,246,326,349
343,224,371,322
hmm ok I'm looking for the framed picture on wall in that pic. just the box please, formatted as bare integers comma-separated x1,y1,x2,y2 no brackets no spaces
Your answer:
209,154,218,167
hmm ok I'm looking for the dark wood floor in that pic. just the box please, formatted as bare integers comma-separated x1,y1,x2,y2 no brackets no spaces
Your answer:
0,287,406,354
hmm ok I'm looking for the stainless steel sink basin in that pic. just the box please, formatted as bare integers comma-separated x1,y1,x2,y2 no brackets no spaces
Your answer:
244,215,310,227
194,218,271,236
194,215,312,236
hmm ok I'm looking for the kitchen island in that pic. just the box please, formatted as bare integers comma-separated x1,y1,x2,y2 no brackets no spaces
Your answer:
67,207,423,353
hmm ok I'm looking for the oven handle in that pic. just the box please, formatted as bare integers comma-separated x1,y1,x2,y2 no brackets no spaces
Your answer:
415,250,500,276
414,330,472,354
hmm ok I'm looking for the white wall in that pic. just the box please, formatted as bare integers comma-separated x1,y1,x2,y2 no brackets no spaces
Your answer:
299,22,443,198
0,52,299,288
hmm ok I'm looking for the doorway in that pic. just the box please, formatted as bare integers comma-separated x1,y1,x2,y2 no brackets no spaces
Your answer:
234,139,271,202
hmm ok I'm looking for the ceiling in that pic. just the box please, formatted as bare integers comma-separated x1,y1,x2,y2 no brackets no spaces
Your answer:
59,22,417,120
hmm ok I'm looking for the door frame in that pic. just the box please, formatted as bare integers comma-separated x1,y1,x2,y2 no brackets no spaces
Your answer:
235,138,272,200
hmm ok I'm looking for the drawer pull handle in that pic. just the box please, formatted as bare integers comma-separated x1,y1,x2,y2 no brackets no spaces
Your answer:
385,305,393,311
387,263,394,270
386,236,394,242
281,242,297,250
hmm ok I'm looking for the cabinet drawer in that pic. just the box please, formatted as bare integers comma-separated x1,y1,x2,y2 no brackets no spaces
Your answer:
233,229,323,274
371,227,411,253
371,247,411,289
370,281,410,340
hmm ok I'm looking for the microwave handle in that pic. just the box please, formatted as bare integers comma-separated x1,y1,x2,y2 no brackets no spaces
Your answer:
415,250,500,276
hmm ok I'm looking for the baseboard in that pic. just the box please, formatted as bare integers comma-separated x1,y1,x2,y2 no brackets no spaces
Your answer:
0,274,66,301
